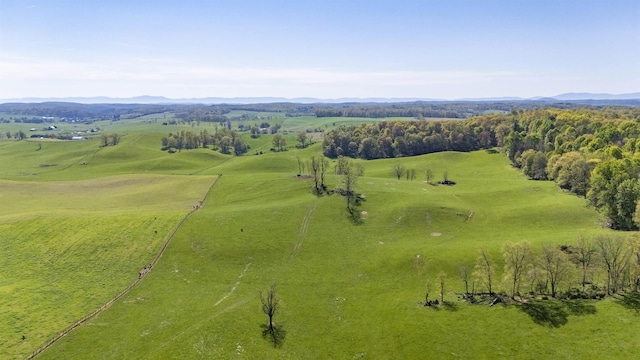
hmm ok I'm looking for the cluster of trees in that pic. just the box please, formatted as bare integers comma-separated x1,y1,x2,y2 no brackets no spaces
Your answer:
100,133,121,147
424,236,640,305
4,130,27,140
161,128,249,155
322,120,486,159
324,107,640,229
174,106,229,123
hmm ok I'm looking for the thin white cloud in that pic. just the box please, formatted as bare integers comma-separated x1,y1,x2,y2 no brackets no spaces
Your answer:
0,55,635,99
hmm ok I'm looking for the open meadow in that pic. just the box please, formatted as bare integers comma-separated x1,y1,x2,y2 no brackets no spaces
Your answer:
1,118,639,359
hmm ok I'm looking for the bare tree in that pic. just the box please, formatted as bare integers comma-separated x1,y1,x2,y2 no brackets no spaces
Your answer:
424,278,432,305
406,168,416,181
475,248,495,295
437,271,447,303
540,245,572,298
109,133,120,146
260,283,280,344
573,236,597,290
392,164,405,180
320,156,329,191
425,168,434,183
309,156,320,193
100,134,109,147
503,241,531,298
596,236,631,294
458,264,472,296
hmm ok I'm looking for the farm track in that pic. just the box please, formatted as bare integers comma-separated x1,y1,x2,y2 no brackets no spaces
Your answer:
291,202,318,258
25,175,221,360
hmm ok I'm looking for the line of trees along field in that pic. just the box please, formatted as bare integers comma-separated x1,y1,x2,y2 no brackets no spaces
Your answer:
423,235,640,307
323,107,640,230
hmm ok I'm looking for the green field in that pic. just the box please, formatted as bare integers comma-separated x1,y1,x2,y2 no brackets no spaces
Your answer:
1,119,639,359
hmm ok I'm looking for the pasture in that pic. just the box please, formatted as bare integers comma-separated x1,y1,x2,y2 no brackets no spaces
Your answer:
1,118,639,359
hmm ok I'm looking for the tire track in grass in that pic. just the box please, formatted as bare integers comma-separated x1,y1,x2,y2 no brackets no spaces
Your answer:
291,202,318,258
26,175,221,360
213,262,252,307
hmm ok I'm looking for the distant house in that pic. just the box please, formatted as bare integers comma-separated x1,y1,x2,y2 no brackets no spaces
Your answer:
260,128,269,134
71,136,85,141
30,128,36,131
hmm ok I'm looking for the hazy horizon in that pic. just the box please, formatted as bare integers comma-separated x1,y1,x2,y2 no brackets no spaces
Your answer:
1,0,638,99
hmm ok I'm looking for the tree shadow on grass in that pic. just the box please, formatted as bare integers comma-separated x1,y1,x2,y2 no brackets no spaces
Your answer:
260,323,287,348
442,301,459,312
562,299,597,316
519,299,597,327
519,300,568,328
617,292,640,314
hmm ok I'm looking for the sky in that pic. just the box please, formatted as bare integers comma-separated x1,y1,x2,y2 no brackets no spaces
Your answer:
0,0,638,100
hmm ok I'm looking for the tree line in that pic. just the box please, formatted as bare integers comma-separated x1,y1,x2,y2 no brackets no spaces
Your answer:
161,128,249,155
323,107,640,229
423,235,640,306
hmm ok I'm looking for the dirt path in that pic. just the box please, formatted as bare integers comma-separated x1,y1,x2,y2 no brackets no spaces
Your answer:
26,175,221,360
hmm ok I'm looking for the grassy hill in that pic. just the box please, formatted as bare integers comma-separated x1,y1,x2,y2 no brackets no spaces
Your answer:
1,123,639,359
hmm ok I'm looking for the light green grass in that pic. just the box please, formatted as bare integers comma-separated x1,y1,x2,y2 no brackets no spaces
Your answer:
35,147,640,359
0,174,217,359
1,120,638,359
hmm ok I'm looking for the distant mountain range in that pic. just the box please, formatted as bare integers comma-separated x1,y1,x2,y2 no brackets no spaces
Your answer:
1,93,639,104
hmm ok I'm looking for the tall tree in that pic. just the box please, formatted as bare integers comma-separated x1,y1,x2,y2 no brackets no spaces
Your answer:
272,134,286,152
437,272,447,303
475,248,495,295
502,242,531,298
596,236,631,294
539,245,572,298
572,236,597,290
458,264,472,296
297,131,309,148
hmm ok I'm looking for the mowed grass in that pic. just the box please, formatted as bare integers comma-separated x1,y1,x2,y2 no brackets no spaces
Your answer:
35,146,640,359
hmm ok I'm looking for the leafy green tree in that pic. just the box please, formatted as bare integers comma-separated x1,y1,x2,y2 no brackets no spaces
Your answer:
297,132,309,148
272,134,286,152
547,152,591,196
588,159,640,229
520,149,547,180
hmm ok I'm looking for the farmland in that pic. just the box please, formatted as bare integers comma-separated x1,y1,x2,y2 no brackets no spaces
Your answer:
1,115,639,359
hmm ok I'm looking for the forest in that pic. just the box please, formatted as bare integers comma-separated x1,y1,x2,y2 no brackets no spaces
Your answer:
322,107,640,230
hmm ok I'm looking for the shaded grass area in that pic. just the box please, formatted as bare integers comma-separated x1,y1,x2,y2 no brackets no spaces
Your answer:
518,299,597,328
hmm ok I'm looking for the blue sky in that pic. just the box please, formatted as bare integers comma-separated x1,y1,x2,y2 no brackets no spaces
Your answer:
0,0,638,99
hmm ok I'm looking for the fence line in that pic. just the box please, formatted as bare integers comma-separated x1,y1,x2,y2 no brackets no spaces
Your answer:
26,175,221,359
